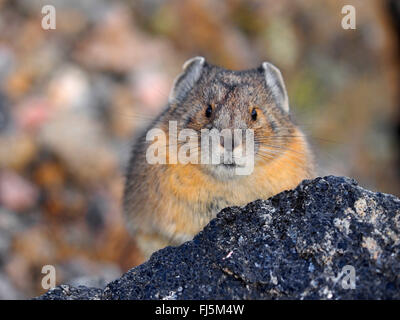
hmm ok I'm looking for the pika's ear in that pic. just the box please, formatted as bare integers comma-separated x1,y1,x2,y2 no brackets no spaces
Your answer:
168,56,205,104
261,62,289,113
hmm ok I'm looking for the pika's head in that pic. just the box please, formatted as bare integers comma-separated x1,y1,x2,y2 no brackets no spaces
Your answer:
166,57,298,179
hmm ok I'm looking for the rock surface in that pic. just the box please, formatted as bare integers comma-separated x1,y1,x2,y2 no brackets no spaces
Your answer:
37,176,400,300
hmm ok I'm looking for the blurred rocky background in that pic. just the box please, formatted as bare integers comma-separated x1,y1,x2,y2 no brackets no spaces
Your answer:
0,0,399,299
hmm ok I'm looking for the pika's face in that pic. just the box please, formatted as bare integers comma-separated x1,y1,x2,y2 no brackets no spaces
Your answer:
168,58,295,179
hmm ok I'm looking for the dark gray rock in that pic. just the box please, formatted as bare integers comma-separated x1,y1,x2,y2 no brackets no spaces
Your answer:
36,284,103,300
37,176,400,300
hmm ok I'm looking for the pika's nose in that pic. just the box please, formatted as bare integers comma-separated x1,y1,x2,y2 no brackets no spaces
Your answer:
220,135,241,151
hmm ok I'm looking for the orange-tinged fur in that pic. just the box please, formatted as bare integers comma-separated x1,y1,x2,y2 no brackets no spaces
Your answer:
133,128,313,258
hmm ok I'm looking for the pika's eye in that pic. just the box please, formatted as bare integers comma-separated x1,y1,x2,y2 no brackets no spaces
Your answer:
205,104,213,118
251,108,257,121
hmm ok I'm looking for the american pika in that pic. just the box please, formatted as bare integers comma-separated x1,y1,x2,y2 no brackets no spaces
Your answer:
124,57,315,261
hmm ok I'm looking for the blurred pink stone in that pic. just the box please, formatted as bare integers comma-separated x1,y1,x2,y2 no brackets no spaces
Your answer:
15,97,53,131
0,171,38,212
132,70,170,112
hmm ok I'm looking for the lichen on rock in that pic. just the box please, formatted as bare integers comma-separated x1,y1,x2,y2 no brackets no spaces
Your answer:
37,176,400,300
